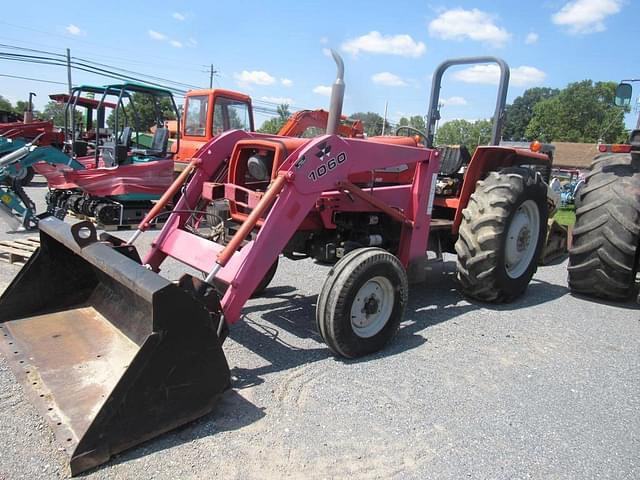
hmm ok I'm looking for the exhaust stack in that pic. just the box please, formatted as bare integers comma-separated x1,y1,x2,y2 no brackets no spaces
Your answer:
326,49,345,136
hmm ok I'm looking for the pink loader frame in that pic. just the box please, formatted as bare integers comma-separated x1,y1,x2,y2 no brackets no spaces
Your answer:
138,130,440,325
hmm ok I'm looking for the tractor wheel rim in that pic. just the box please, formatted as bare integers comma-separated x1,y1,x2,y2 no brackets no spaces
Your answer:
350,276,394,338
505,199,540,279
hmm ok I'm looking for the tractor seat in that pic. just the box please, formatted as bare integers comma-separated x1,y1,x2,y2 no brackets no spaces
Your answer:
130,127,170,158
118,126,133,150
437,145,471,175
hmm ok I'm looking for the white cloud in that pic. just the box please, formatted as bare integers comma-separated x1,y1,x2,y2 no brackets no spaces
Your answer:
552,0,622,34
261,96,294,105
148,30,167,41
320,36,329,44
66,24,85,36
322,47,332,58
234,70,276,87
525,32,539,44
170,40,183,48
313,85,332,96
281,78,293,87
428,8,511,47
188,37,198,46
452,64,546,87
511,66,547,87
342,31,426,57
441,96,468,106
372,72,408,87
172,12,186,21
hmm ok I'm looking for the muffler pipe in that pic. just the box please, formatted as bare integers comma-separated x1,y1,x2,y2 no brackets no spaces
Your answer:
326,49,345,136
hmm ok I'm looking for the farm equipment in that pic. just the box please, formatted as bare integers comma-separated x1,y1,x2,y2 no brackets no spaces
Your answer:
0,135,83,230
0,52,553,474
0,118,64,187
568,81,640,302
42,82,181,227
549,168,585,207
277,108,364,138
174,88,254,171
0,86,125,229
173,89,363,172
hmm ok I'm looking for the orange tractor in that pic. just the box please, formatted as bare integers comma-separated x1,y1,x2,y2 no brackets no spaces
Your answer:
174,89,363,172
0,52,553,474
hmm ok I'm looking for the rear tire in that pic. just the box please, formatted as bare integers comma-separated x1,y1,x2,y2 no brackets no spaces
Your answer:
568,153,640,300
316,248,408,358
455,167,548,302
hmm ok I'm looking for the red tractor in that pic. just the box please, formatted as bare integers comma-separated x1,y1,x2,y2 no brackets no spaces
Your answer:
0,52,553,474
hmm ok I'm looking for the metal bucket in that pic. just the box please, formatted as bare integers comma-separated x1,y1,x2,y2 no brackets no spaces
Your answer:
0,217,230,475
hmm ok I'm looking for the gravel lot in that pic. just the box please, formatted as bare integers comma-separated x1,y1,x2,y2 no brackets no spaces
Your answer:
0,179,638,479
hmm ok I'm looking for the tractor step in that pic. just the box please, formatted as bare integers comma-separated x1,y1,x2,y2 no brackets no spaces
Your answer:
0,237,39,265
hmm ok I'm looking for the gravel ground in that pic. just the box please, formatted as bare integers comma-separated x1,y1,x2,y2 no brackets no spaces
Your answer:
0,178,638,479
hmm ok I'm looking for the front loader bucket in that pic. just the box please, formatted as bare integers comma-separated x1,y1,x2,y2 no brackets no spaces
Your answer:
0,217,230,475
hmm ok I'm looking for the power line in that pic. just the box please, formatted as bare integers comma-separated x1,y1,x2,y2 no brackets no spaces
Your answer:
0,52,188,95
73,56,203,90
0,73,68,85
0,44,199,92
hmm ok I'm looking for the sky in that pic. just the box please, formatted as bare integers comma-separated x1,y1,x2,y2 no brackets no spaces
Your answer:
1,0,637,129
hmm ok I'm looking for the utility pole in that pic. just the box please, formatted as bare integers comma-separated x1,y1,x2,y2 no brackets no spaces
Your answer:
66,48,72,94
381,101,388,135
209,64,219,88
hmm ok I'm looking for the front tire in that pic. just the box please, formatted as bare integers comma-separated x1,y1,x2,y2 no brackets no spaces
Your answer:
568,153,640,300
316,248,408,358
455,167,548,302
251,257,279,297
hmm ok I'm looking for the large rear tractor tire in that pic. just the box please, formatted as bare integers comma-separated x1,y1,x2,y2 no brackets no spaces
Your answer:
568,153,640,301
455,167,548,302
316,248,408,358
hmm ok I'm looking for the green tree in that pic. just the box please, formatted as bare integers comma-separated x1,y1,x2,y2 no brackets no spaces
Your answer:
398,115,426,132
107,92,177,131
40,101,71,126
502,87,559,141
257,103,292,133
14,100,29,114
350,111,388,136
409,115,426,131
0,95,12,112
435,119,493,152
525,80,627,143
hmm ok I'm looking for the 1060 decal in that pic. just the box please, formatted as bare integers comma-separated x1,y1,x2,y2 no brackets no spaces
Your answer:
308,152,347,182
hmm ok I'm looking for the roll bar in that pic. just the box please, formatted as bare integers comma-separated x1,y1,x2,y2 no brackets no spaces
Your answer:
425,56,510,148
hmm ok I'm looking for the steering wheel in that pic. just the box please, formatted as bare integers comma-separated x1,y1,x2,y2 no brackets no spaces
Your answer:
394,126,428,145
